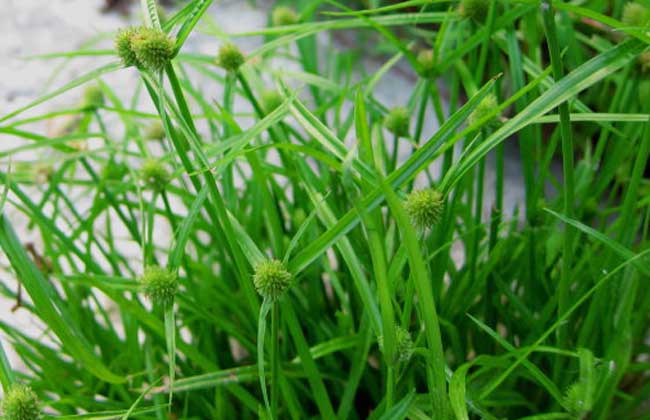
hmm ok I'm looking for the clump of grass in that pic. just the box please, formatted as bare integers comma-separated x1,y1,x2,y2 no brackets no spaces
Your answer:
0,0,649,419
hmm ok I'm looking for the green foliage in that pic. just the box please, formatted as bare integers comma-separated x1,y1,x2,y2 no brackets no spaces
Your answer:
0,0,649,419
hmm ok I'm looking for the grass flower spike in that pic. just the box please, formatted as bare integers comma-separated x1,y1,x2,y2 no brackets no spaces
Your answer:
115,27,139,67
379,327,414,363
272,6,299,26
144,121,166,141
384,107,410,138
1,384,41,420
217,42,245,73
404,188,444,230
253,259,292,300
130,28,175,73
80,85,104,110
468,93,500,128
139,159,170,192
140,265,178,306
622,2,650,27
416,49,436,78
458,0,490,22
261,90,283,115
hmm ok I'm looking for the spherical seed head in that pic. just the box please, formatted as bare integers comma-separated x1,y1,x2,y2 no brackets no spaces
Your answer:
80,85,104,110
1,384,41,420
384,107,410,138
253,259,292,300
378,327,414,363
115,27,139,67
261,90,283,115
101,159,128,182
217,42,245,73
459,0,490,22
145,121,166,141
416,49,436,78
32,163,54,185
404,188,444,230
272,6,299,26
140,265,178,306
130,27,175,72
622,2,650,28
468,93,500,127
639,51,650,72
139,159,170,191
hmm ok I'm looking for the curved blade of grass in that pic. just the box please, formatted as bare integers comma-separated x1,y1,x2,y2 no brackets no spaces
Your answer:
477,248,650,400
173,0,213,55
0,215,125,384
0,62,121,124
0,339,14,391
441,39,645,191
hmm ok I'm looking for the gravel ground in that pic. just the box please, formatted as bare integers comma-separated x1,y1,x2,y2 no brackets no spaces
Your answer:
0,0,527,370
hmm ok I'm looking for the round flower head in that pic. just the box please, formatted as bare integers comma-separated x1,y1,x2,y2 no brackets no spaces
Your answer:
261,90,283,115
468,93,500,128
217,42,245,73
32,163,54,185
272,6,299,26
1,384,41,420
253,259,292,300
139,159,170,191
416,49,436,79
378,327,414,363
80,85,104,110
101,159,128,182
458,0,490,22
384,107,410,138
622,2,650,28
404,188,444,230
115,27,140,67
144,121,166,141
130,27,175,72
140,265,178,306
639,51,650,72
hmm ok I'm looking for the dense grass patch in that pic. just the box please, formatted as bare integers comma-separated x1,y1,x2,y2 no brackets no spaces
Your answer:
0,0,649,419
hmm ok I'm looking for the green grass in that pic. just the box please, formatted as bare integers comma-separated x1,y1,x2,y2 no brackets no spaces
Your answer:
0,0,649,419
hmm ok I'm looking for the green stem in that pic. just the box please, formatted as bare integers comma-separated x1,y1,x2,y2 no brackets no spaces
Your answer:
542,0,575,346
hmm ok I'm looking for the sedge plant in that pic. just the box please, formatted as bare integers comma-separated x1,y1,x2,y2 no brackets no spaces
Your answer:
0,0,649,419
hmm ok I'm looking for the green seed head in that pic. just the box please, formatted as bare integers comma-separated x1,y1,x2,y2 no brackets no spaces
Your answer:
140,265,178,306
131,28,175,73
139,159,170,191
101,159,128,182
416,49,436,78
468,93,500,128
261,90,283,115
32,163,54,185
253,259,292,300
80,85,104,110
622,2,650,28
378,327,415,363
115,27,140,67
144,121,166,141
1,384,41,420
384,107,410,138
404,188,444,230
639,51,650,72
216,42,245,73
458,0,490,22
272,6,299,26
